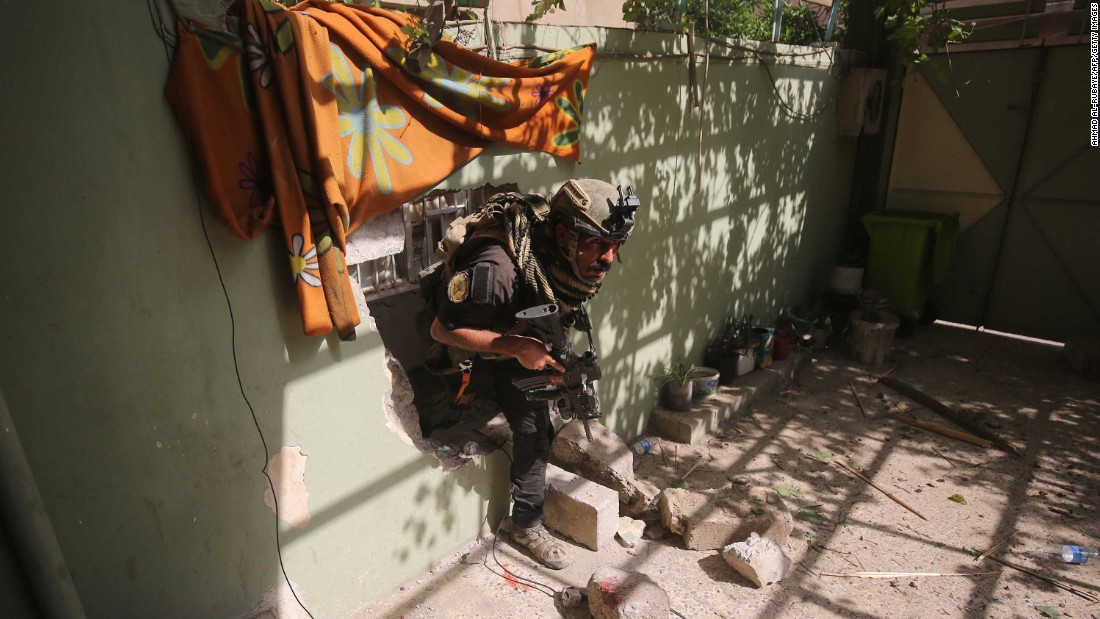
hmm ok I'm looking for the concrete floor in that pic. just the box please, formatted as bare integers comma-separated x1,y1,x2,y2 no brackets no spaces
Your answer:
359,324,1100,618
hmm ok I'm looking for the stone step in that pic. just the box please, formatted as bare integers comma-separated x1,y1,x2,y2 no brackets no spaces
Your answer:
649,352,809,444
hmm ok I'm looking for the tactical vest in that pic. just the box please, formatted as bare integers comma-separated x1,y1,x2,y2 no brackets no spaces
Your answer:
419,192,550,308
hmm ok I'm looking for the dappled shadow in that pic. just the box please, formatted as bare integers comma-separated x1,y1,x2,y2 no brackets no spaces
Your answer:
620,324,1100,618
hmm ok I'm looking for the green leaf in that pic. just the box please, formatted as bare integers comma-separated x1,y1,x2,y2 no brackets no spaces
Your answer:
808,448,834,462
902,426,923,436
750,494,764,502
796,506,828,525
751,507,765,516
1035,606,1060,618
775,483,803,499
949,494,968,505
849,461,864,471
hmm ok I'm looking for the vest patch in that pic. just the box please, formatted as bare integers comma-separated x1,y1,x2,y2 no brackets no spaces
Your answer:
471,263,495,304
447,272,470,303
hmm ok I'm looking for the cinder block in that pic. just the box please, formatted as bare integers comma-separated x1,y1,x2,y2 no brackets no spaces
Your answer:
550,420,657,517
648,407,716,444
659,485,792,551
543,464,619,550
587,567,669,619
721,532,792,587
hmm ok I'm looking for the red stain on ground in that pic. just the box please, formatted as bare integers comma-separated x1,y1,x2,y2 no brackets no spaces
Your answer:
500,561,531,592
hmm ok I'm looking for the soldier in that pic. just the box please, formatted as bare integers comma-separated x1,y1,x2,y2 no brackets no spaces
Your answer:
427,178,639,569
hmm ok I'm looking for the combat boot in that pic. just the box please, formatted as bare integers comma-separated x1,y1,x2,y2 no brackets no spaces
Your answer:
500,518,573,570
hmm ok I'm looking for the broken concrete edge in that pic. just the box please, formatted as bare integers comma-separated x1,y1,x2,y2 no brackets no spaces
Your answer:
382,351,507,472
549,419,660,519
720,532,793,588
648,352,811,444
658,485,793,551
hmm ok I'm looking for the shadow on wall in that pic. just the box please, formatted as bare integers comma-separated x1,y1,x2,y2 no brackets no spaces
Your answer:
486,28,856,438
365,27,854,475
201,24,855,618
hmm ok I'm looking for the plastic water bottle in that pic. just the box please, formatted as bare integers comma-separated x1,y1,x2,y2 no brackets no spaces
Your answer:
631,437,660,455
1035,545,1098,564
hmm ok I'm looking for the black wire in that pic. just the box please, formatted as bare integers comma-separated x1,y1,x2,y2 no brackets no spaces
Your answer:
487,516,559,598
753,51,835,121
149,2,315,616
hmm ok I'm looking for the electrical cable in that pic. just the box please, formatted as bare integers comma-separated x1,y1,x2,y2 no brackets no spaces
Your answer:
487,516,560,599
148,2,315,616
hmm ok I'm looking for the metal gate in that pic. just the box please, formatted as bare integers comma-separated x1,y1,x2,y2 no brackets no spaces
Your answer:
885,44,1099,341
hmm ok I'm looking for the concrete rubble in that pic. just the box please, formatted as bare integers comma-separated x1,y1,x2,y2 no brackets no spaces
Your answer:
550,419,660,518
721,532,792,587
543,463,619,550
658,485,793,550
586,567,670,619
616,516,646,547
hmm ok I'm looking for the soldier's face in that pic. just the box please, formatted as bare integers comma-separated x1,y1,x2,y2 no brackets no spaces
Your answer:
557,224,620,282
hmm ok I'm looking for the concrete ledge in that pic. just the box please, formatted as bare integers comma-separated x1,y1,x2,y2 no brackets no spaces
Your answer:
649,352,809,444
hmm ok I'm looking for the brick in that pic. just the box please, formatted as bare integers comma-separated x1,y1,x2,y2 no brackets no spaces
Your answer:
543,464,619,550
658,485,792,551
721,532,792,587
551,420,659,518
587,567,669,619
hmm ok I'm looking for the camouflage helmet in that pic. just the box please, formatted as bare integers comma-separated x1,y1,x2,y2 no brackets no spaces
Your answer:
549,179,640,243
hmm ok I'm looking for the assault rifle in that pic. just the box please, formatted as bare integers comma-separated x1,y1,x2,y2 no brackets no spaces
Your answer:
510,304,602,441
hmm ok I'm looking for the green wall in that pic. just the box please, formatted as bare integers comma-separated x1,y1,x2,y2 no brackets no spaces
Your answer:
0,5,852,618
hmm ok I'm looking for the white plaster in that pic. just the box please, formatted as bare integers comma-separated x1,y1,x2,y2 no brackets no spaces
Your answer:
263,446,312,529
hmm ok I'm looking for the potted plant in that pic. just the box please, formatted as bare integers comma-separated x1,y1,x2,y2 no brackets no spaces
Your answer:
705,315,756,384
652,363,695,411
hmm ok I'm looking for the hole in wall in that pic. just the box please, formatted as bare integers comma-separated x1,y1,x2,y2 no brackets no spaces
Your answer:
354,184,520,470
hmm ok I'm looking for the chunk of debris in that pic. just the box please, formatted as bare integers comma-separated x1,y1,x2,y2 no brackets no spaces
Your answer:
560,586,586,608
587,567,669,619
551,420,660,518
721,532,792,587
643,522,667,540
544,464,619,550
658,485,793,551
616,517,646,548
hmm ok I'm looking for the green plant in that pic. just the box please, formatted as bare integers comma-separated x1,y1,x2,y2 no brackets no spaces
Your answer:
526,0,567,22
875,0,971,65
651,362,698,386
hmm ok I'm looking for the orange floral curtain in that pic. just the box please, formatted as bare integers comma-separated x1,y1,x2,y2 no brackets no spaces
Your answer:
166,0,596,338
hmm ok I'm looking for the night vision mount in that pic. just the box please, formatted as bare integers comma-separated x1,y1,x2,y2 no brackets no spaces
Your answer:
602,185,641,243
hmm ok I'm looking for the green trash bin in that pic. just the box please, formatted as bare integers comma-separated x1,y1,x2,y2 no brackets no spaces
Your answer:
862,209,960,323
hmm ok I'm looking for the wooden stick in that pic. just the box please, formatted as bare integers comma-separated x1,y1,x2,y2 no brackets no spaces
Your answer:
869,364,899,384
980,554,1099,602
894,417,996,449
821,571,998,578
930,445,957,468
975,531,1017,563
681,459,703,480
878,376,1021,457
849,381,870,419
833,460,929,521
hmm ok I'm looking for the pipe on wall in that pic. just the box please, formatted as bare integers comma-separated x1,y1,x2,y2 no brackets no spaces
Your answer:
0,389,87,619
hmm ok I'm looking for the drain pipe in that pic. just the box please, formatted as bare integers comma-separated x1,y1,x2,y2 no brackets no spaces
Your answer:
0,389,86,619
